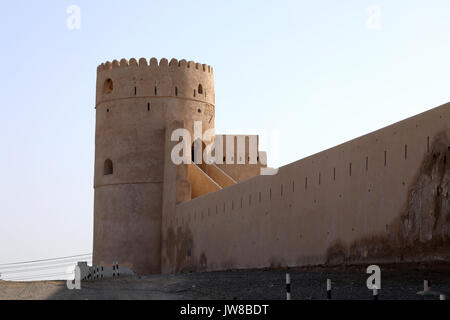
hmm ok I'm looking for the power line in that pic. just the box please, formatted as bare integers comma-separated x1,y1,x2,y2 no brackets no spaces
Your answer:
0,262,80,275
2,272,73,282
0,253,92,267
0,257,92,271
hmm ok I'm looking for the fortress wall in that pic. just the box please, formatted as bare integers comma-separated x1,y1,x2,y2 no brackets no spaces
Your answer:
161,103,450,273
93,183,163,273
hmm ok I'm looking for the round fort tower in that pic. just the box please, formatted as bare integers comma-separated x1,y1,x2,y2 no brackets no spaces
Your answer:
93,57,215,274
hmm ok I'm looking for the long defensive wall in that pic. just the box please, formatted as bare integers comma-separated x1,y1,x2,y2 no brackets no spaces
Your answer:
162,103,450,273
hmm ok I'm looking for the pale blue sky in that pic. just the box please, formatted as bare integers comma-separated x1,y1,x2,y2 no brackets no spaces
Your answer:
1,0,450,278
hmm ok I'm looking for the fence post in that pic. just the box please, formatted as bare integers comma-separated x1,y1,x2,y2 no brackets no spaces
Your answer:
424,280,430,292
327,279,332,300
286,273,291,301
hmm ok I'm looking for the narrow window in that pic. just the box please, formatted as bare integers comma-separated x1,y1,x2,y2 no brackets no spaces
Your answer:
366,157,369,171
154,87,157,96
349,163,352,176
269,188,272,200
198,84,203,94
405,144,408,160
147,103,150,112
384,151,387,167
292,181,295,192
333,167,336,181
103,79,113,94
104,159,113,175
175,87,178,96
427,136,430,153
305,177,308,189
134,86,137,95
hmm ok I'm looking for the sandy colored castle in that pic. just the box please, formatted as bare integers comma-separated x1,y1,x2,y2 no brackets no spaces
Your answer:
93,57,450,275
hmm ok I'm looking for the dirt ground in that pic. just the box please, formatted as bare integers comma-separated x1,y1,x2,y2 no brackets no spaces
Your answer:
1,262,450,300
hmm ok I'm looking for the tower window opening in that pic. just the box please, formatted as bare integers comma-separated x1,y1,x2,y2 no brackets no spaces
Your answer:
198,84,203,94
134,86,137,95
103,79,113,94
104,159,113,175
154,87,157,96
147,103,150,112
175,87,178,96
191,139,205,164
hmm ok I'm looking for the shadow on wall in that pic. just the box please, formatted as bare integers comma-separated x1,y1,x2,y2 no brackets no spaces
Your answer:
326,132,450,265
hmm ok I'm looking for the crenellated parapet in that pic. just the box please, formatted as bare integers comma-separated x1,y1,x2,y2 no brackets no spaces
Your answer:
96,57,215,106
97,57,214,73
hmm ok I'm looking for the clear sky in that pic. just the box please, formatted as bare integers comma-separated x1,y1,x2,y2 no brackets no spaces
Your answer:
1,0,450,279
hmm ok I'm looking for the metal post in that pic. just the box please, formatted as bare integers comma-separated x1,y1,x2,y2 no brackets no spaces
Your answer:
424,280,430,292
286,273,291,300
327,279,332,300
373,286,378,300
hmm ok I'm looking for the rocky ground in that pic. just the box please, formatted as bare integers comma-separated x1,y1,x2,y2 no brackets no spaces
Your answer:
1,262,449,300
